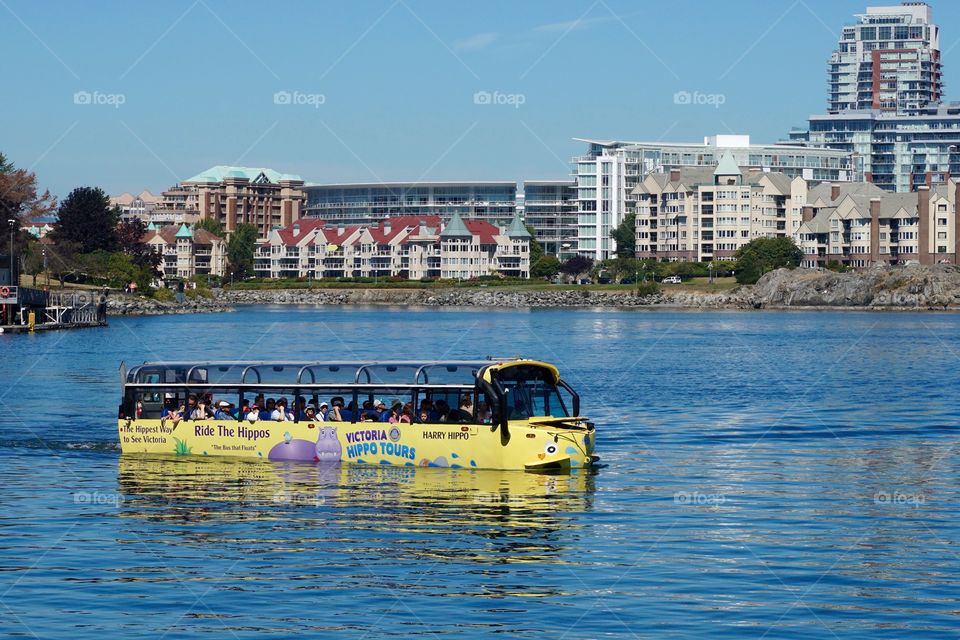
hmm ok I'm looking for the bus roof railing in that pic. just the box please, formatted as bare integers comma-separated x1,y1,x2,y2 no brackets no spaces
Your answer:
125,360,511,387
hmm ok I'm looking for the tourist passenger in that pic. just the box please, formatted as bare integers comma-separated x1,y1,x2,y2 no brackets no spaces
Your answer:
295,396,307,420
328,398,345,422
418,408,430,423
272,398,293,421
234,399,251,421
161,393,183,427
451,396,473,423
265,398,277,416
213,400,235,421
435,399,451,423
318,401,329,420
387,404,402,424
476,402,492,424
400,402,414,424
303,404,321,422
245,404,261,423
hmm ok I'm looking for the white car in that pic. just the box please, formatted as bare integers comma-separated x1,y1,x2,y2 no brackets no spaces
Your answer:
662,275,682,284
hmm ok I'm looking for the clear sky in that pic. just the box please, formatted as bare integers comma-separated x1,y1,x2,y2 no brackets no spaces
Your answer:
4,0,960,199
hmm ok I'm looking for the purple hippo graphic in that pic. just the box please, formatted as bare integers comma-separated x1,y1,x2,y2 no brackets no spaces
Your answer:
314,426,342,464
268,426,340,463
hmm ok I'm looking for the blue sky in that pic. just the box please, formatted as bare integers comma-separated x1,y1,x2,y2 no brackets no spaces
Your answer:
4,0,960,198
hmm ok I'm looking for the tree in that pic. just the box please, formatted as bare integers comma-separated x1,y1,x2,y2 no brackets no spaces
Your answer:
531,255,560,279
50,187,117,253
610,213,636,258
559,255,593,276
525,225,545,273
117,218,162,279
45,239,82,287
227,222,258,279
0,153,57,273
194,217,225,237
734,237,803,284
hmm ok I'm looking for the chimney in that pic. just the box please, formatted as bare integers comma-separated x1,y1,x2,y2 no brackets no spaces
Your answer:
918,186,930,265
669,168,681,183
801,205,815,223
869,198,880,265
830,183,840,201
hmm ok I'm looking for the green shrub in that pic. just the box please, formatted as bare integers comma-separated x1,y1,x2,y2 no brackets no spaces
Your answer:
153,287,175,302
185,286,213,299
635,281,662,296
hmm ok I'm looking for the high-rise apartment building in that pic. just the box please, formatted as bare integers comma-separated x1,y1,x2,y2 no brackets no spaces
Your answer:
790,3,960,192
828,3,941,114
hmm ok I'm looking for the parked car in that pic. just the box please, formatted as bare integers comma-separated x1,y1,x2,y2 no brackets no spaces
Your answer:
662,275,682,284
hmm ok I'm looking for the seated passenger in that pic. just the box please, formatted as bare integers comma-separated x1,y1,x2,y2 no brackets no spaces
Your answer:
418,408,430,424
294,396,307,420
160,394,183,426
318,401,329,420
372,399,388,421
420,399,439,423
400,402,414,424
213,400,235,420
434,399,451,423
272,398,293,422
328,398,346,422
265,398,277,416
245,404,261,423
387,404,402,424
476,401,492,424
303,404,322,422
450,396,473,423
233,399,251,421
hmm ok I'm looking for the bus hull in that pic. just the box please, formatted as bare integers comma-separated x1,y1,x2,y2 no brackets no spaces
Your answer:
118,417,596,472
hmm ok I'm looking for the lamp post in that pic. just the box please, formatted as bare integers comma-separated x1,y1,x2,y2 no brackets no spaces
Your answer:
708,261,715,284
7,218,16,288
43,248,48,288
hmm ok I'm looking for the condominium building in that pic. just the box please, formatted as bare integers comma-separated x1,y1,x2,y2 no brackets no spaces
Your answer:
573,135,855,261
789,3,960,192
254,213,530,280
143,223,227,279
521,180,578,259
632,152,805,262
828,3,941,114
152,166,305,238
796,179,960,268
303,181,518,226
110,190,161,222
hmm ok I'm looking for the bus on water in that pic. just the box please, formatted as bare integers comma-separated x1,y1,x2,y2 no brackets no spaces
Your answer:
118,358,598,472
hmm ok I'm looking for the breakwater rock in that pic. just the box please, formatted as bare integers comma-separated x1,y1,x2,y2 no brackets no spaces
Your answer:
106,294,231,316
749,264,960,309
215,287,757,309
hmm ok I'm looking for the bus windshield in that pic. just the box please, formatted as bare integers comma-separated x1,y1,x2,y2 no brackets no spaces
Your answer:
492,364,570,419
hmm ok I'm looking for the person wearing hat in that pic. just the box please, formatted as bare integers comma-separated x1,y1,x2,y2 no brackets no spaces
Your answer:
303,403,322,423
213,399,235,421
318,401,329,421
246,404,261,423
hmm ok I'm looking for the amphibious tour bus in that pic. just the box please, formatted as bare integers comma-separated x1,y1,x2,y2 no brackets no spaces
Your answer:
118,358,598,472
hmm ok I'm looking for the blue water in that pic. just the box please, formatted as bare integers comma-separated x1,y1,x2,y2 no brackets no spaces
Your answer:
2,306,959,638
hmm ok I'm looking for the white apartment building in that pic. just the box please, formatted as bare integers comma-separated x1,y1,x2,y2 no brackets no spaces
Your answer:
254,213,530,280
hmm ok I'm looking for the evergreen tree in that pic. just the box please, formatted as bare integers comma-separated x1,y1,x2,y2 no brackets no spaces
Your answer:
50,187,118,253
611,213,636,258
227,223,258,279
734,237,803,284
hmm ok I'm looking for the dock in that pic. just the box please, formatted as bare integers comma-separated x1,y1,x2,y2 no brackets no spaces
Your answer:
1,287,108,335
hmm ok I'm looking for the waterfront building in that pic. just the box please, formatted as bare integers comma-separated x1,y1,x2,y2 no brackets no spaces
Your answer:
254,213,530,280
151,166,305,238
632,152,805,262
110,190,161,223
788,3,960,192
796,179,960,268
573,135,856,261
303,181,518,227
521,180,578,259
143,223,227,279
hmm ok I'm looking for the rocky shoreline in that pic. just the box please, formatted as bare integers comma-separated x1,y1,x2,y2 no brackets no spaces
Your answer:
104,264,960,316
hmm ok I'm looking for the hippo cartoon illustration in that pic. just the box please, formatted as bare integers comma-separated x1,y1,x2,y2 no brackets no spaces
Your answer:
314,426,342,463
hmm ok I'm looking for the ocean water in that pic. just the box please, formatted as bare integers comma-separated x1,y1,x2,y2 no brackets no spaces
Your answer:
1,305,959,638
